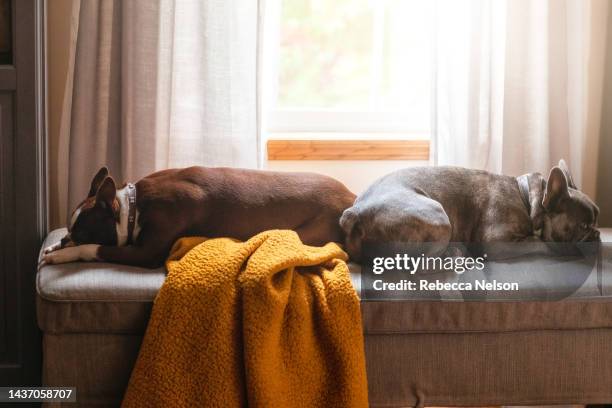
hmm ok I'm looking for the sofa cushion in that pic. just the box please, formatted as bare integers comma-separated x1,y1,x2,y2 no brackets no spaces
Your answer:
37,229,166,303
37,228,612,335
37,229,166,334
37,228,362,334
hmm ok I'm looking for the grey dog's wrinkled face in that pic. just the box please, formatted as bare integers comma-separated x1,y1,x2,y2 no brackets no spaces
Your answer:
541,162,600,243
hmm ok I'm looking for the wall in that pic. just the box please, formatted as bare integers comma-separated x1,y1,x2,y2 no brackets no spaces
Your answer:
266,159,428,195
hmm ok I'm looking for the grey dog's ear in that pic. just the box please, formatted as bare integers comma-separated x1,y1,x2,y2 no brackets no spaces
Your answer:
340,208,364,239
88,166,109,197
558,159,577,189
542,167,569,210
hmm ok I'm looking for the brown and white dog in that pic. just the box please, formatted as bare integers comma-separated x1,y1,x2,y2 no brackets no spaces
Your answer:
42,166,356,268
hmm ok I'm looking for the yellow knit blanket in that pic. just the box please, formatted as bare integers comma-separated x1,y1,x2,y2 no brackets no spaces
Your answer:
122,230,368,407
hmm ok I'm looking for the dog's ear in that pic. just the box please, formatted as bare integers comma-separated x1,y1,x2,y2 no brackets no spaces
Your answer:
542,166,569,210
339,208,365,260
95,176,117,210
558,159,577,189
88,166,109,197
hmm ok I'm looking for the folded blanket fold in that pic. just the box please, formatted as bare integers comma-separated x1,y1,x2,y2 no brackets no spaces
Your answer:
122,230,368,408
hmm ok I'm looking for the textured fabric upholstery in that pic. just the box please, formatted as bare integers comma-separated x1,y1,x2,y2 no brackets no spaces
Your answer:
365,329,612,406
38,228,612,333
37,228,612,406
38,229,166,303
42,334,142,408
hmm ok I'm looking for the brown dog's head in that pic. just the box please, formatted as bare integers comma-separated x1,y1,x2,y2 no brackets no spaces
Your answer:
541,160,600,243
61,167,120,248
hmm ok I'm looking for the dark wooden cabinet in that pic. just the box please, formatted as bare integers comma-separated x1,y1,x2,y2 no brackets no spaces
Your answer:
0,0,46,387
0,0,11,64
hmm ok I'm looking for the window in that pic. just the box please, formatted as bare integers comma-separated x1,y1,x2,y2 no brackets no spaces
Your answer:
264,0,434,139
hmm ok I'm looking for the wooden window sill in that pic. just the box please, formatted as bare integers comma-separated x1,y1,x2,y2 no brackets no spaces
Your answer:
267,139,430,161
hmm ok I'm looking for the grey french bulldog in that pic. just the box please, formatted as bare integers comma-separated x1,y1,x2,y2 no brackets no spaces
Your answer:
340,160,600,261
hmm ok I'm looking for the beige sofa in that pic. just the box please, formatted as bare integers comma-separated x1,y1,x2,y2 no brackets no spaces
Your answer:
37,228,612,407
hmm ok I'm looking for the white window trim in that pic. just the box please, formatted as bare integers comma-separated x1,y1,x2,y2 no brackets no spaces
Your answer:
267,109,429,135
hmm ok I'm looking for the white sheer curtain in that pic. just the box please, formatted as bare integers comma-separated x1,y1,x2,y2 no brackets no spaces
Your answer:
432,0,609,197
53,0,262,226
146,0,261,172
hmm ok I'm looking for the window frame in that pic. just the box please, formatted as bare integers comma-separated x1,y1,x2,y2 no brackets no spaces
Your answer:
263,0,432,160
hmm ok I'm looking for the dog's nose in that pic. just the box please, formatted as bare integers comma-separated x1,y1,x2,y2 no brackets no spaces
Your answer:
590,229,601,242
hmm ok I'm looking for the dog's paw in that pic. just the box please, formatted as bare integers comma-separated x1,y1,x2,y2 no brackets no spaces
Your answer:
40,245,100,266
43,242,61,254
41,247,77,265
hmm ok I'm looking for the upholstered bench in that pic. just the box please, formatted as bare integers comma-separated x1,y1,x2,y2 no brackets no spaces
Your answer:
37,228,612,407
